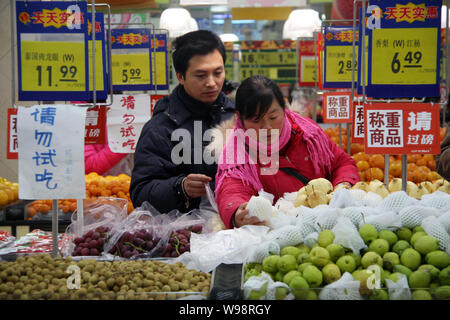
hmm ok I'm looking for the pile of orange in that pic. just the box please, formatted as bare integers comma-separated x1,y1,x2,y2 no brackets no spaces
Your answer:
27,173,134,220
324,126,447,183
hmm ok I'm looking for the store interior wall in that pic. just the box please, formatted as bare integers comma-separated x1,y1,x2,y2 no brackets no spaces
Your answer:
0,0,17,182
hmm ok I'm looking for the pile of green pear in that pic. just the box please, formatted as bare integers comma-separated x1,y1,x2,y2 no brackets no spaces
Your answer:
244,225,450,300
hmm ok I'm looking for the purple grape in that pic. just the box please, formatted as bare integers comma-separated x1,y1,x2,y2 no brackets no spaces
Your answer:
122,232,132,242
86,230,94,238
91,232,100,240
80,243,89,248
84,237,92,244
89,240,99,248
143,232,153,241
184,244,190,252
74,237,83,245
90,248,99,256
133,238,144,247
145,241,154,251
191,225,202,233
171,251,179,257
179,246,188,254
97,238,105,247
166,244,172,251
123,250,132,258
81,248,90,256
163,252,171,257
131,250,139,257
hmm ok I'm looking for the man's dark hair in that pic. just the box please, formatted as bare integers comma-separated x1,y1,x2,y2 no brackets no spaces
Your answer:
172,30,226,77
235,75,286,121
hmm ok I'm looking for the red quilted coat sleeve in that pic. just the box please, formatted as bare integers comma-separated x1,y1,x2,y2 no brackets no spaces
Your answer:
84,144,127,175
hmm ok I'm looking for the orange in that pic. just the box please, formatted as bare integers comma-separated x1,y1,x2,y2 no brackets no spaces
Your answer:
407,163,418,172
369,154,385,170
366,167,384,181
356,160,370,171
0,190,8,206
415,157,427,167
353,151,369,163
427,160,436,171
389,161,402,177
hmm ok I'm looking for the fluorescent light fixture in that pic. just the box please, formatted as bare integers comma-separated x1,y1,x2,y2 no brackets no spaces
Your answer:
442,5,450,28
213,19,225,24
283,9,321,39
220,33,239,42
232,20,255,24
211,5,229,12
159,8,193,38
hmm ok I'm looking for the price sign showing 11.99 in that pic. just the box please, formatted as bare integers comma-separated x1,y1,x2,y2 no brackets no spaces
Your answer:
16,1,90,101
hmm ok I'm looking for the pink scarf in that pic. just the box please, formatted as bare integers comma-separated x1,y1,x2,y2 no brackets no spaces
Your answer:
215,109,334,199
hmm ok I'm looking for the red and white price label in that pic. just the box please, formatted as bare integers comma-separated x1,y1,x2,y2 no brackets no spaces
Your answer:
352,99,364,144
364,103,441,154
322,92,353,123
84,106,107,145
7,108,18,159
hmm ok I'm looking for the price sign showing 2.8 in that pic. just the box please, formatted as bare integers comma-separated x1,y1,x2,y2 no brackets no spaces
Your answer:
371,28,437,85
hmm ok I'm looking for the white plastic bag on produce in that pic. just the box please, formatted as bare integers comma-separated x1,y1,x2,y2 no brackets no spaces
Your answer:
318,272,363,300
266,281,295,300
243,272,273,300
362,211,402,232
245,240,280,264
175,225,270,273
332,217,367,254
385,273,412,300
421,215,450,252
60,197,128,257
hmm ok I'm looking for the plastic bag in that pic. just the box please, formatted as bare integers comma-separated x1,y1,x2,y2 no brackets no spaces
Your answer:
304,232,319,248
318,272,363,300
314,208,341,231
332,217,367,254
265,225,304,248
329,188,359,208
245,240,280,264
385,273,412,300
243,272,273,300
61,197,128,258
266,281,295,300
421,215,450,252
362,211,402,231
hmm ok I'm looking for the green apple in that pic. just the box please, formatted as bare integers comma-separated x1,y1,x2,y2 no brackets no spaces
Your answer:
439,266,450,285
409,270,431,289
336,255,357,273
392,240,411,256
283,270,302,285
400,248,422,271
350,253,362,267
396,227,412,242
383,252,400,271
434,286,450,300
297,262,313,274
425,250,450,269
297,253,311,265
277,255,298,273
410,232,427,247
322,263,341,284
244,268,262,282
281,246,303,259
310,246,330,268
302,265,323,287
318,230,335,248
289,276,310,300
361,251,383,269
388,272,403,283
413,235,439,255
369,239,390,256
296,243,311,254
418,264,440,281
359,224,378,244
306,289,318,300
378,230,398,248
262,255,280,273
412,289,432,300
326,243,345,262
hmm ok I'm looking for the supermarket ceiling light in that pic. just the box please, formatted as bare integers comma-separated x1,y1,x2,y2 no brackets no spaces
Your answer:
220,33,239,42
442,5,450,28
159,7,193,38
282,9,321,40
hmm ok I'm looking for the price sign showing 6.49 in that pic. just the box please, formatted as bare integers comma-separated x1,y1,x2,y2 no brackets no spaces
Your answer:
371,28,437,85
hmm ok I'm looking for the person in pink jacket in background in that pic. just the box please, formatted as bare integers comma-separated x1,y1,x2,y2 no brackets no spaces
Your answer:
214,76,360,229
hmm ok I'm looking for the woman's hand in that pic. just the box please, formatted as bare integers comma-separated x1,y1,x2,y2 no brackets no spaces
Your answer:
232,202,266,228
182,174,212,198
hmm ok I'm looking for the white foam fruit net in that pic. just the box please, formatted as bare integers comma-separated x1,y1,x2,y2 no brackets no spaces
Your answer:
398,205,443,229
304,232,319,248
318,272,363,300
246,195,274,223
421,215,450,252
341,207,365,227
438,212,450,234
314,208,341,231
265,225,304,248
332,217,367,254
420,191,450,210
377,191,418,213
362,211,402,232
243,272,272,300
245,240,280,264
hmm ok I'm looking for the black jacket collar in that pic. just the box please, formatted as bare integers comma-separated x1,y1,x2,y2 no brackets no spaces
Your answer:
165,85,235,126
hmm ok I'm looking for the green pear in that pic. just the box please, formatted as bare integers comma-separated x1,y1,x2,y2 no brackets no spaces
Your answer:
392,240,411,256
244,268,262,282
275,287,289,300
413,235,439,255
383,252,400,271
275,271,285,282
336,255,357,273
262,255,280,273
283,270,302,285
393,264,412,278
289,276,310,300
248,283,268,300
410,232,427,247
434,286,450,300
326,243,346,262
353,269,373,295
382,270,391,285
318,230,335,248
310,246,330,268
378,230,398,247
296,243,311,254
400,248,422,271
412,289,432,300
388,272,403,283
281,246,303,259
350,253,362,267
296,253,311,264
359,224,378,244
277,255,298,273
369,239,390,256
322,263,341,284
408,270,431,288
297,262,314,274
418,264,440,281
306,289,318,300
425,250,450,269
439,266,450,286
413,226,425,234
361,251,383,269
369,289,389,300
302,265,323,287
396,227,412,242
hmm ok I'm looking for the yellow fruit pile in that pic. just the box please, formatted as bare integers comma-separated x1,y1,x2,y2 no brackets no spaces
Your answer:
0,178,19,207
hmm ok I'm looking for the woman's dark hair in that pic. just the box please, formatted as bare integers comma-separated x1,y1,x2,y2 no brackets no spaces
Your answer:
172,30,226,77
235,75,286,121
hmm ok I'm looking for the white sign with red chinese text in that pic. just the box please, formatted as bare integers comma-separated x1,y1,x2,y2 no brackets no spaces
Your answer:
322,92,353,123
364,103,440,154
352,99,364,144
107,94,151,153
17,105,87,199
7,108,18,159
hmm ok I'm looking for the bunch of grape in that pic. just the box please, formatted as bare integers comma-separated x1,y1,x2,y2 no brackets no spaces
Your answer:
108,229,160,259
162,224,203,258
72,226,110,256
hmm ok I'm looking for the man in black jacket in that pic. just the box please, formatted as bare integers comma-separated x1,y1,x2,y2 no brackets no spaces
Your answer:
130,30,235,213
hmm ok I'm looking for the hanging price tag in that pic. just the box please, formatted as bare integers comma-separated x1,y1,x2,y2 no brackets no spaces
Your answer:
112,52,150,86
371,28,437,85
325,45,358,84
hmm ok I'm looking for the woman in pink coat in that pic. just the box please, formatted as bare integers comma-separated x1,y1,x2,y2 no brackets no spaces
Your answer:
85,140,133,176
214,76,360,229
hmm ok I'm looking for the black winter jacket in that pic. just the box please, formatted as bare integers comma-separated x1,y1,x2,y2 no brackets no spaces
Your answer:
130,85,235,213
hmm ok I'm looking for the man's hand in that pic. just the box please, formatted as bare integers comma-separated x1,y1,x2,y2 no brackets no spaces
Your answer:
233,202,266,228
182,174,212,199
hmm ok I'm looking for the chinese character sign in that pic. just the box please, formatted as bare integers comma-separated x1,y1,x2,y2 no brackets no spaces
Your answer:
352,101,365,144
322,92,353,123
7,108,19,159
364,102,440,154
107,94,151,153
17,105,87,199
84,106,106,145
